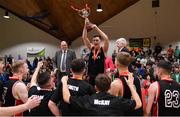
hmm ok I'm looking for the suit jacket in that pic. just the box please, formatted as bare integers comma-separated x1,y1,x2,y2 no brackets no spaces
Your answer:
120,47,129,53
54,49,76,73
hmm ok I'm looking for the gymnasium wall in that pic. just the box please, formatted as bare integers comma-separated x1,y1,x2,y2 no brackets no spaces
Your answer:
0,9,60,59
71,0,180,57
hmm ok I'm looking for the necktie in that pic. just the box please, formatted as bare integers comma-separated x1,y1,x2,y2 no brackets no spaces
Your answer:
61,51,66,72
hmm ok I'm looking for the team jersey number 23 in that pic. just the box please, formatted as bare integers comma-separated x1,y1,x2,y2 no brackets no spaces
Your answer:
164,90,180,108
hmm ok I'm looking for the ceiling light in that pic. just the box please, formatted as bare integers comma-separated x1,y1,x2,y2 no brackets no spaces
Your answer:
3,11,10,19
97,3,103,12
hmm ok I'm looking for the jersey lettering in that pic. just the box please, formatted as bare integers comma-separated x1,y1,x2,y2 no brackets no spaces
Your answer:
68,85,79,91
164,90,180,108
94,99,110,105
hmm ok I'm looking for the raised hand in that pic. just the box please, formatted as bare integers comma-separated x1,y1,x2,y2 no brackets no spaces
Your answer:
61,76,68,84
125,73,134,86
37,61,43,68
86,21,96,30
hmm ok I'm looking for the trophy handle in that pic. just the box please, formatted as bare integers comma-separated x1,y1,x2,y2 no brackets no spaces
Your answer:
85,4,91,13
71,5,80,12
71,4,91,18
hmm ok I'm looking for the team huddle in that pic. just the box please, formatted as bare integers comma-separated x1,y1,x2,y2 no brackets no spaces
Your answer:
0,18,179,116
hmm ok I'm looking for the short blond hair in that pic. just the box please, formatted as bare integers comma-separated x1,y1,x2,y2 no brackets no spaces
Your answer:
12,60,25,73
116,52,133,67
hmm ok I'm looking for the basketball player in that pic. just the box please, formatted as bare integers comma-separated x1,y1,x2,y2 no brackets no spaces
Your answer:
145,60,180,116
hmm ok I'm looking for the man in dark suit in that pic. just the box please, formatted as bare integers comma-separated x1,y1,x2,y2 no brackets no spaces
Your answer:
54,41,76,84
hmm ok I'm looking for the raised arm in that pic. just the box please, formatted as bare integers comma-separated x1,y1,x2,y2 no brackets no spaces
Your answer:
125,73,142,110
109,80,122,96
82,18,92,49
30,62,43,87
93,25,109,54
61,76,70,103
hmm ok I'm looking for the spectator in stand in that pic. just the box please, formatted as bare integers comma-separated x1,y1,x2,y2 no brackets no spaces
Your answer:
167,44,174,61
146,61,154,82
5,63,13,77
138,64,146,79
81,47,89,59
7,55,13,65
147,47,152,57
153,43,162,58
112,50,117,64
0,58,9,87
33,57,38,69
0,80,3,106
26,59,33,75
172,64,180,83
174,46,180,63
0,58,9,106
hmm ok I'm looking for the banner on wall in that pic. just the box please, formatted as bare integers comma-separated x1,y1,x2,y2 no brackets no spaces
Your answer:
27,47,45,57
129,38,151,47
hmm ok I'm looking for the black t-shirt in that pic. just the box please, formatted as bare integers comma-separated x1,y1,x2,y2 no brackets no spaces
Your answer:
28,86,54,116
50,78,96,116
70,92,136,116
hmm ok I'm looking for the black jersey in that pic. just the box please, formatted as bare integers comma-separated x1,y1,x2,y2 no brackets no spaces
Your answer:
152,80,180,116
88,47,105,77
70,92,136,116
50,78,95,116
28,86,54,116
3,78,18,106
0,80,3,102
115,72,143,116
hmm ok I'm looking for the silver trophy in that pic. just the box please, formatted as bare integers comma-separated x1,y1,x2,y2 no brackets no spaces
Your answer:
71,4,90,18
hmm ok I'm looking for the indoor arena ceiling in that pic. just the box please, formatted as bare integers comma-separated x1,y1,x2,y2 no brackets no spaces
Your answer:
0,0,139,44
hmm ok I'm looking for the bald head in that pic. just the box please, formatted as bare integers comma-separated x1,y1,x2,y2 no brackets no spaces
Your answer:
116,38,127,48
60,41,68,50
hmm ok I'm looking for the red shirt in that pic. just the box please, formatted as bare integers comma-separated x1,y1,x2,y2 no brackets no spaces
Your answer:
105,57,115,72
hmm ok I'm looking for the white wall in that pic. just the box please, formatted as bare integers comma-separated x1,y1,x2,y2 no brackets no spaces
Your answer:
0,8,60,59
72,0,180,57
